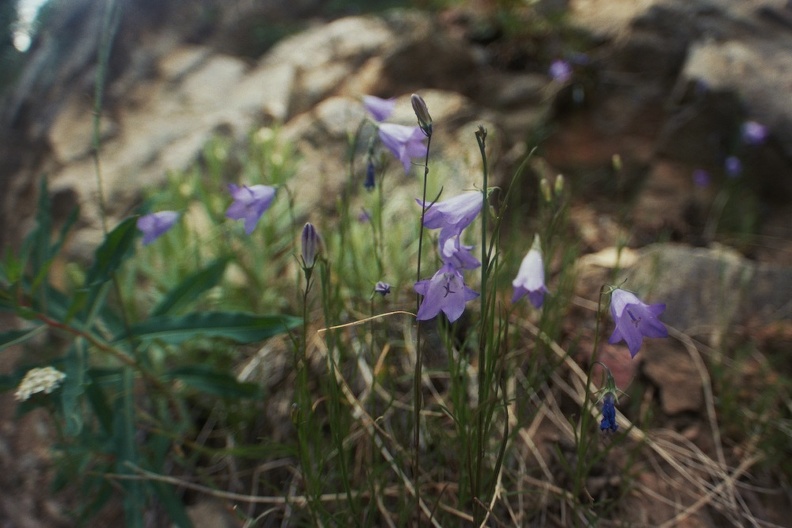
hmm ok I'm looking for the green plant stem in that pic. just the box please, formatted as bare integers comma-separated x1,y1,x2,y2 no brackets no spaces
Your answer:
474,128,489,524
414,132,432,524
297,267,320,523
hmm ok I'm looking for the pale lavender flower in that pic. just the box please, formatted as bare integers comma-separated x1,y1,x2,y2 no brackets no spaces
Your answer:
137,211,180,245
549,59,572,83
363,95,396,122
512,235,549,308
417,191,483,246
226,184,276,235
378,123,428,174
725,156,742,178
692,169,710,188
741,120,768,145
414,263,479,322
608,289,668,358
440,236,480,271
374,281,391,296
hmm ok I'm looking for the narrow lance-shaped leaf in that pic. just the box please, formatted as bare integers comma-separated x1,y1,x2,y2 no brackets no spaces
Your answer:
166,365,261,399
118,311,301,345
151,258,228,316
84,216,138,287
0,326,45,353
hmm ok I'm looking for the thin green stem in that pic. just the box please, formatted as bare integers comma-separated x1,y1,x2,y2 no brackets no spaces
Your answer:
414,132,432,524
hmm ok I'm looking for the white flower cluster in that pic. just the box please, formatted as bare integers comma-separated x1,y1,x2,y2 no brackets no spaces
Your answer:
14,366,66,402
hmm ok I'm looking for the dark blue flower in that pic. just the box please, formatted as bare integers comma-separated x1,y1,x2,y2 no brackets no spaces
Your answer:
364,160,376,191
599,392,618,433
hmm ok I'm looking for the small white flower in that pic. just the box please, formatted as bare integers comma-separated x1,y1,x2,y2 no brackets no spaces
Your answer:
15,366,66,402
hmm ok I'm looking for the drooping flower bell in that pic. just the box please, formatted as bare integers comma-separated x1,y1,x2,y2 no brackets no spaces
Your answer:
549,59,573,83
512,234,549,309
741,120,768,146
417,191,483,247
374,281,391,296
608,288,668,358
137,211,180,245
724,156,742,178
378,123,428,174
440,235,480,271
414,263,479,323
599,392,618,433
226,184,276,235
594,362,620,433
692,169,711,188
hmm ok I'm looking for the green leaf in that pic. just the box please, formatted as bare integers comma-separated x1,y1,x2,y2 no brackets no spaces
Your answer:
115,369,144,528
151,258,228,316
61,342,87,436
84,216,138,287
150,480,193,528
0,326,44,352
166,365,261,399
119,311,301,345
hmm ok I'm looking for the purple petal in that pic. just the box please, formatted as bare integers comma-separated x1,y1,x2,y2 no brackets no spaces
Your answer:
137,211,180,245
415,264,478,322
378,123,427,174
363,95,395,122
225,184,276,234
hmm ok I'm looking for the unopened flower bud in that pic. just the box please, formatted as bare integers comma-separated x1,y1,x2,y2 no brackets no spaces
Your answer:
411,94,433,136
374,281,391,296
554,174,565,196
612,154,622,172
540,177,552,202
301,222,323,269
